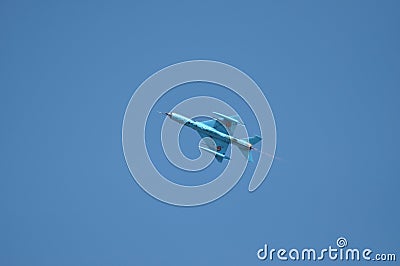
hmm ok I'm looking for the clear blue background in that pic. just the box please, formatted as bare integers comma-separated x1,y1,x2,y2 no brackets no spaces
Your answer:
1,1,399,265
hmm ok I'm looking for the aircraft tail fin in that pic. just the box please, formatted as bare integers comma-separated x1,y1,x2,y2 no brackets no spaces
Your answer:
248,135,262,145
236,135,262,162
238,147,254,162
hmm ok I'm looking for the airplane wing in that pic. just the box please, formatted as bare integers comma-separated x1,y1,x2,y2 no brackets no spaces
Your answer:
196,113,242,162
198,132,230,163
201,119,229,135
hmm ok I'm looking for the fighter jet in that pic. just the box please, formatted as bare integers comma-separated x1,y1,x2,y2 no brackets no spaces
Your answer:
162,112,262,162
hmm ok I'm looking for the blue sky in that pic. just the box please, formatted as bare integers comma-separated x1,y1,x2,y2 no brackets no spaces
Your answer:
1,1,399,265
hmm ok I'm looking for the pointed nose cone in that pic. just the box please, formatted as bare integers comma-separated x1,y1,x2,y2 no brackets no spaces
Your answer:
158,111,172,117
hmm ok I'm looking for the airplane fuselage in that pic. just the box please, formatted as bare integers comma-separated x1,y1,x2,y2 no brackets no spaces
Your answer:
166,112,252,151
